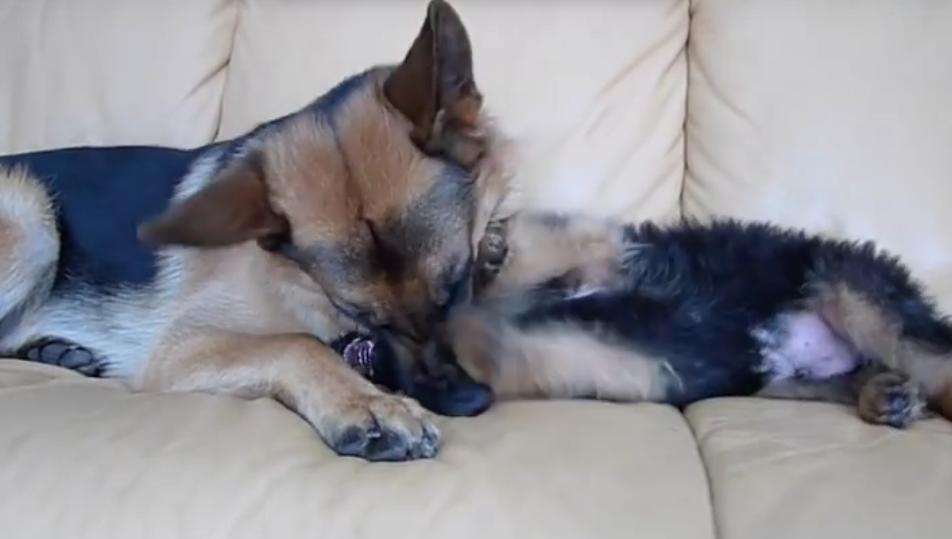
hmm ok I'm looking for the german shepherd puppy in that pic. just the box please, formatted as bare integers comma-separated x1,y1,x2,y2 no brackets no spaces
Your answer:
439,212,952,428
0,0,512,461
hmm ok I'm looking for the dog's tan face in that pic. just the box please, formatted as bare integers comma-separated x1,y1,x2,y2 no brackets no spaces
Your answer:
139,1,498,369
263,99,477,343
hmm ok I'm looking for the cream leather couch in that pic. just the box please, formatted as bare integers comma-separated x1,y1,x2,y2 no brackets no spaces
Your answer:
2,1,951,538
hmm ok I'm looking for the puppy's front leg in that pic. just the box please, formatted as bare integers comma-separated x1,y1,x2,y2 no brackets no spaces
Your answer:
140,332,440,461
475,213,631,299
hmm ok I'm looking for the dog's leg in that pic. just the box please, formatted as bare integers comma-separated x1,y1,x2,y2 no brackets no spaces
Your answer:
854,368,930,428
756,373,859,405
0,167,59,347
475,212,630,299
141,332,440,461
804,254,952,425
756,366,928,427
473,219,510,293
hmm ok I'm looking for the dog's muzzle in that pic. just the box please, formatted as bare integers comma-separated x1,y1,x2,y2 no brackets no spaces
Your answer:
346,329,494,417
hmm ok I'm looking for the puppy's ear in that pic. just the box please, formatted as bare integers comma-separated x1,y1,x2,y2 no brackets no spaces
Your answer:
385,0,485,167
138,154,288,248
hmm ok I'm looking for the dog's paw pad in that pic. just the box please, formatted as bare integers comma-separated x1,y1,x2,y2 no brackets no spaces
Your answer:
858,371,926,428
475,220,509,290
325,394,441,462
21,339,102,376
479,221,509,266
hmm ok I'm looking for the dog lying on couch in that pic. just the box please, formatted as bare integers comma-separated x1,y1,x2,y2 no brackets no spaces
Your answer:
0,0,507,462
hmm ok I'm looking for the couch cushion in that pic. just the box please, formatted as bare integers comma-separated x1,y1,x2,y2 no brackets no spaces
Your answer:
0,359,715,539
686,398,952,539
685,0,952,309
218,0,688,222
0,0,237,153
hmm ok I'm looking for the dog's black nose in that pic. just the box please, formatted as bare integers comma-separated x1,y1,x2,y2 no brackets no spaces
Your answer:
406,332,495,417
412,378,494,417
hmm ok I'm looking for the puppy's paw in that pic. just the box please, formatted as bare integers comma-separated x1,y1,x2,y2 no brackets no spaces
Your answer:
320,392,441,461
475,219,509,290
857,371,927,428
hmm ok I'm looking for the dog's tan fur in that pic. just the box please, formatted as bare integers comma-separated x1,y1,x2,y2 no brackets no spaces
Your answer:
0,1,514,461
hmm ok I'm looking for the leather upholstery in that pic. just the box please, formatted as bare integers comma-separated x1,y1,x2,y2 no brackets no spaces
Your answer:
217,0,688,222
0,0,236,153
685,0,952,309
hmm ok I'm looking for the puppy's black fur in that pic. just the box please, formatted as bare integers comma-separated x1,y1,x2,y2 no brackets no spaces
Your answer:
446,214,952,427
518,220,952,405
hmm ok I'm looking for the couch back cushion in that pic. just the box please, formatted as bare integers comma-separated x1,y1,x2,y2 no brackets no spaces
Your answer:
218,0,689,221
685,0,952,308
0,0,237,153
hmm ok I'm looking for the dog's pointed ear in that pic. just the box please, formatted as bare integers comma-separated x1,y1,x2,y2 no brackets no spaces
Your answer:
138,154,288,248
384,0,484,166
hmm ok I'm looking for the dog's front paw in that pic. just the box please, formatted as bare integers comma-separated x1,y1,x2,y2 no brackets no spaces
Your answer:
475,219,509,291
857,371,927,428
320,392,441,461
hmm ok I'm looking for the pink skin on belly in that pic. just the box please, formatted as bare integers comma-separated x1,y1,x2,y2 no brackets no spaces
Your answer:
754,311,860,381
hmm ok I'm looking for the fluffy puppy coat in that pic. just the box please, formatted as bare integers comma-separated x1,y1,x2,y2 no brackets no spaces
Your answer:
445,212,952,428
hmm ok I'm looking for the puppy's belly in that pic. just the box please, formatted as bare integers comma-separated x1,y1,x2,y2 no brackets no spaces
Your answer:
754,311,860,381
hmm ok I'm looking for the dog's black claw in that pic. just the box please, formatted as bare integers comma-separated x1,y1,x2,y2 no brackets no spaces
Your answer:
332,425,376,458
415,426,440,459
365,429,411,462
885,389,910,413
332,424,435,462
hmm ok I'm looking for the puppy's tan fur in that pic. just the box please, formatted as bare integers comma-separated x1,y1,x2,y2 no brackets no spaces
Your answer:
449,212,672,401
448,309,669,401
456,211,952,427
805,283,952,421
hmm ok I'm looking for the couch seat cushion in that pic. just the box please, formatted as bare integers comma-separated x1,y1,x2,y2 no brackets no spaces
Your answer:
686,398,952,539
0,359,714,539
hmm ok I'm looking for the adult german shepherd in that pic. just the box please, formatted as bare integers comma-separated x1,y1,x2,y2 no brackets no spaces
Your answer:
0,0,511,461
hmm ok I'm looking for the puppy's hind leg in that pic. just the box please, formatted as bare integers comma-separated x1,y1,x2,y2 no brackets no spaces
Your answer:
0,167,59,341
805,244,952,426
756,373,860,406
756,366,928,428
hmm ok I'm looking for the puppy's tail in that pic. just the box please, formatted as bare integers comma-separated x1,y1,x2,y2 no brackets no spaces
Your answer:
0,166,60,339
